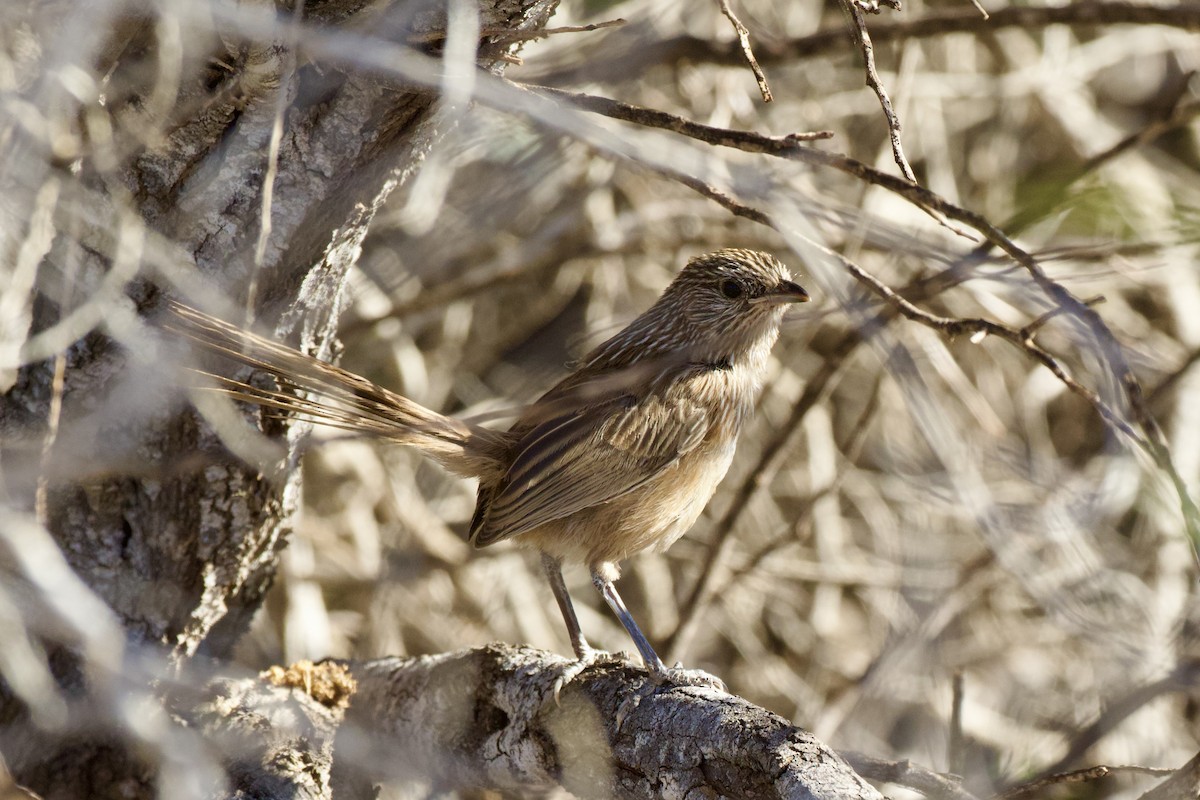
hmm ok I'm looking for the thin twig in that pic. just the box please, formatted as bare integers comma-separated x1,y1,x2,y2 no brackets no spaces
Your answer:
654,2,1200,68
524,82,1200,558
523,84,972,236
999,764,1174,800
841,0,916,182
1021,294,1106,338
247,0,305,322
1138,751,1200,800
673,170,1149,449
715,0,773,102
1082,97,1199,174
411,18,626,44
838,0,971,237
948,672,964,777
841,751,980,800
523,3,1200,85
808,237,1146,444
1148,347,1200,406
528,85,832,143
528,81,1194,249
1025,661,1200,782
35,353,67,526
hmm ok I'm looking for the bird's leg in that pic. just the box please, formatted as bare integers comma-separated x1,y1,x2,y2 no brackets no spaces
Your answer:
590,567,668,675
541,553,595,659
591,565,727,692
542,553,613,704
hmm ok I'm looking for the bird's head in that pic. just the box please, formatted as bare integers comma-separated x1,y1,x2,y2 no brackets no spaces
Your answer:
655,248,810,359
583,249,810,371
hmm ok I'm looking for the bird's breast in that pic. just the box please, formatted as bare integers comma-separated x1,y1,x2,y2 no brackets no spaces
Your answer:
619,358,767,552
509,356,767,568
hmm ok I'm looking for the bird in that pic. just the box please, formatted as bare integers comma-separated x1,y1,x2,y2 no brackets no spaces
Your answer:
165,248,810,684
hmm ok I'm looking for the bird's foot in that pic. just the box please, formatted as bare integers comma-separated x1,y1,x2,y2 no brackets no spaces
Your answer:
646,661,727,693
610,661,726,730
548,646,617,706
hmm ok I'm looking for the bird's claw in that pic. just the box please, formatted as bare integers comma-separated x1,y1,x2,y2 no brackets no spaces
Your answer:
648,661,727,693
549,647,612,706
613,662,726,729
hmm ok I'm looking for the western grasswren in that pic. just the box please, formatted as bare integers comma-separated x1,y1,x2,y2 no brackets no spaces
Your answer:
167,248,810,682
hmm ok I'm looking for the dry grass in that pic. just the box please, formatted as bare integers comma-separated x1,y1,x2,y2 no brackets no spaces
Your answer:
253,3,1200,795
3,0,1199,796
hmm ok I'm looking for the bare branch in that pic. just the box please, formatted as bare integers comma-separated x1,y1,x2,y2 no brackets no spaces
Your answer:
410,17,627,44
1137,753,1200,800
1029,661,1200,782
632,2,1200,69
840,0,916,182
1000,764,1174,800
841,751,980,800
715,0,774,102
516,82,1200,558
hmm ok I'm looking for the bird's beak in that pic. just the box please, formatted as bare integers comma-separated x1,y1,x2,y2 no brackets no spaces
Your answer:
753,280,811,306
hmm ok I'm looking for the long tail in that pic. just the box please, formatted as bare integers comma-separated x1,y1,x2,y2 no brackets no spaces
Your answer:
161,301,508,480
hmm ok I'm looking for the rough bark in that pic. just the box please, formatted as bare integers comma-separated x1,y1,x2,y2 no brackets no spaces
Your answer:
7,0,556,664
0,1,556,797
181,661,354,800
188,645,883,800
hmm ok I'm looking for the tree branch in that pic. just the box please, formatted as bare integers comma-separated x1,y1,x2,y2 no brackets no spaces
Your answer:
191,645,886,799
526,2,1200,85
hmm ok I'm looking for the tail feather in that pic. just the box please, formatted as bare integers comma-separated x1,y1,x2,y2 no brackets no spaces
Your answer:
162,301,508,480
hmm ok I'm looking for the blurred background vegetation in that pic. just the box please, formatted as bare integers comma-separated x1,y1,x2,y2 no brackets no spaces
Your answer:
225,1,1200,795
3,0,1200,796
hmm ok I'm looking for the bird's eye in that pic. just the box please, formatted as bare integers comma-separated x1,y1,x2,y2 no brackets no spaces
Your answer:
720,279,744,300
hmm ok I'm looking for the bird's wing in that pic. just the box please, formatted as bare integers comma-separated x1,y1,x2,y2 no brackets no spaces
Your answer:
471,386,710,546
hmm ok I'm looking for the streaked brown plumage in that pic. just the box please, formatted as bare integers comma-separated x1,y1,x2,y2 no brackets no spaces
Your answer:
165,248,809,681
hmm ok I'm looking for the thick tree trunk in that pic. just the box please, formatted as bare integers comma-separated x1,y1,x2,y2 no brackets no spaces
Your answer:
0,1,555,797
